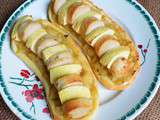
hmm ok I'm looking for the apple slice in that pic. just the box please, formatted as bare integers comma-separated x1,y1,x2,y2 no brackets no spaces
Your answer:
22,21,43,42
42,44,68,61
79,17,97,34
53,0,66,14
50,64,82,84
85,27,115,47
63,98,92,119
48,57,73,70
35,34,59,57
94,36,120,57
57,0,81,25
11,15,32,42
56,74,82,91
68,2,90,24
58,85,91,104
85,20,105,35
100,47,130,69
72,11,102,33
18,19,32,40
110,58,131,78
26,29,47,53
46,51,73,70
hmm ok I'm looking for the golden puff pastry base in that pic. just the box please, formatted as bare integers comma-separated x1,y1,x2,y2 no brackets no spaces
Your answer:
11,16,98,120
48,0,140,91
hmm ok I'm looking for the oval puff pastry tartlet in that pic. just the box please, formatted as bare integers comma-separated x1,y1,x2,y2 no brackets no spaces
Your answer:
11,15,98,120
48,0,140,90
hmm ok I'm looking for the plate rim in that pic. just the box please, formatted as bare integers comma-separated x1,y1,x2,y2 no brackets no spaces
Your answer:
0,0,159,120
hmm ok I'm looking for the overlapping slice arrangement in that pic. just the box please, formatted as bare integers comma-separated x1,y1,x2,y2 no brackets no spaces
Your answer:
11,16,98,120
48,0,140,90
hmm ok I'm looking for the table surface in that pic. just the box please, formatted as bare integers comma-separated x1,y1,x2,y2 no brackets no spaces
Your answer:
0,0,160,120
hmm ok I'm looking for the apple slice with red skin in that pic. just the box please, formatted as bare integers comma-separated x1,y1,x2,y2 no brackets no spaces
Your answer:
84,19,105,35
46,51,73,70
80,17,97,35
53,0,66,14
72,11,102,33
57,0,82,25
35,34,59,57
85,27,115,47
22,21,43,42
18,20,32,40
68,2,90,25
94,36,120,57
56,74,83,91
63,98,92,119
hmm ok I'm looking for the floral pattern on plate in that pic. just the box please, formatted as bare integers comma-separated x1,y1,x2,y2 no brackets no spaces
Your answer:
10,69,50,116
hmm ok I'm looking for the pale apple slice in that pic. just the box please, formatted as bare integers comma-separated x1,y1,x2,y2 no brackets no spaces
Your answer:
72,11,102,33
18,19,32,39
110,58,131,78
48,57,73,70
22,21,43,42
85,27,115,47
46,51,73,70
63,98,92,119
58,85,91,104
57,0,81,25
85,20,105,35
100,47,130,69
26,29,47,53
11,15,32,42
50,64,82,84
80,17,97,34
42,44,68,61
53,0,66,14
68,2,90,24
35,34,59,57
56,74,82,91
94,36,120,57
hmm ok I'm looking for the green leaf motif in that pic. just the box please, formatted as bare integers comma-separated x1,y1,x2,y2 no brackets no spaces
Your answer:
140,97,147,105
126,109,136,117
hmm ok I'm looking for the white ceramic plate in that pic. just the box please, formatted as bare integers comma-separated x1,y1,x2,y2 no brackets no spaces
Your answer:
0,0,160,120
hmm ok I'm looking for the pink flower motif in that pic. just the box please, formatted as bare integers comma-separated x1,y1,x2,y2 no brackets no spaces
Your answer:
23,84,44,102
20,69,30,79
144,49,148,53
24,90,34,102
43,107,50,114
138,44,143,49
